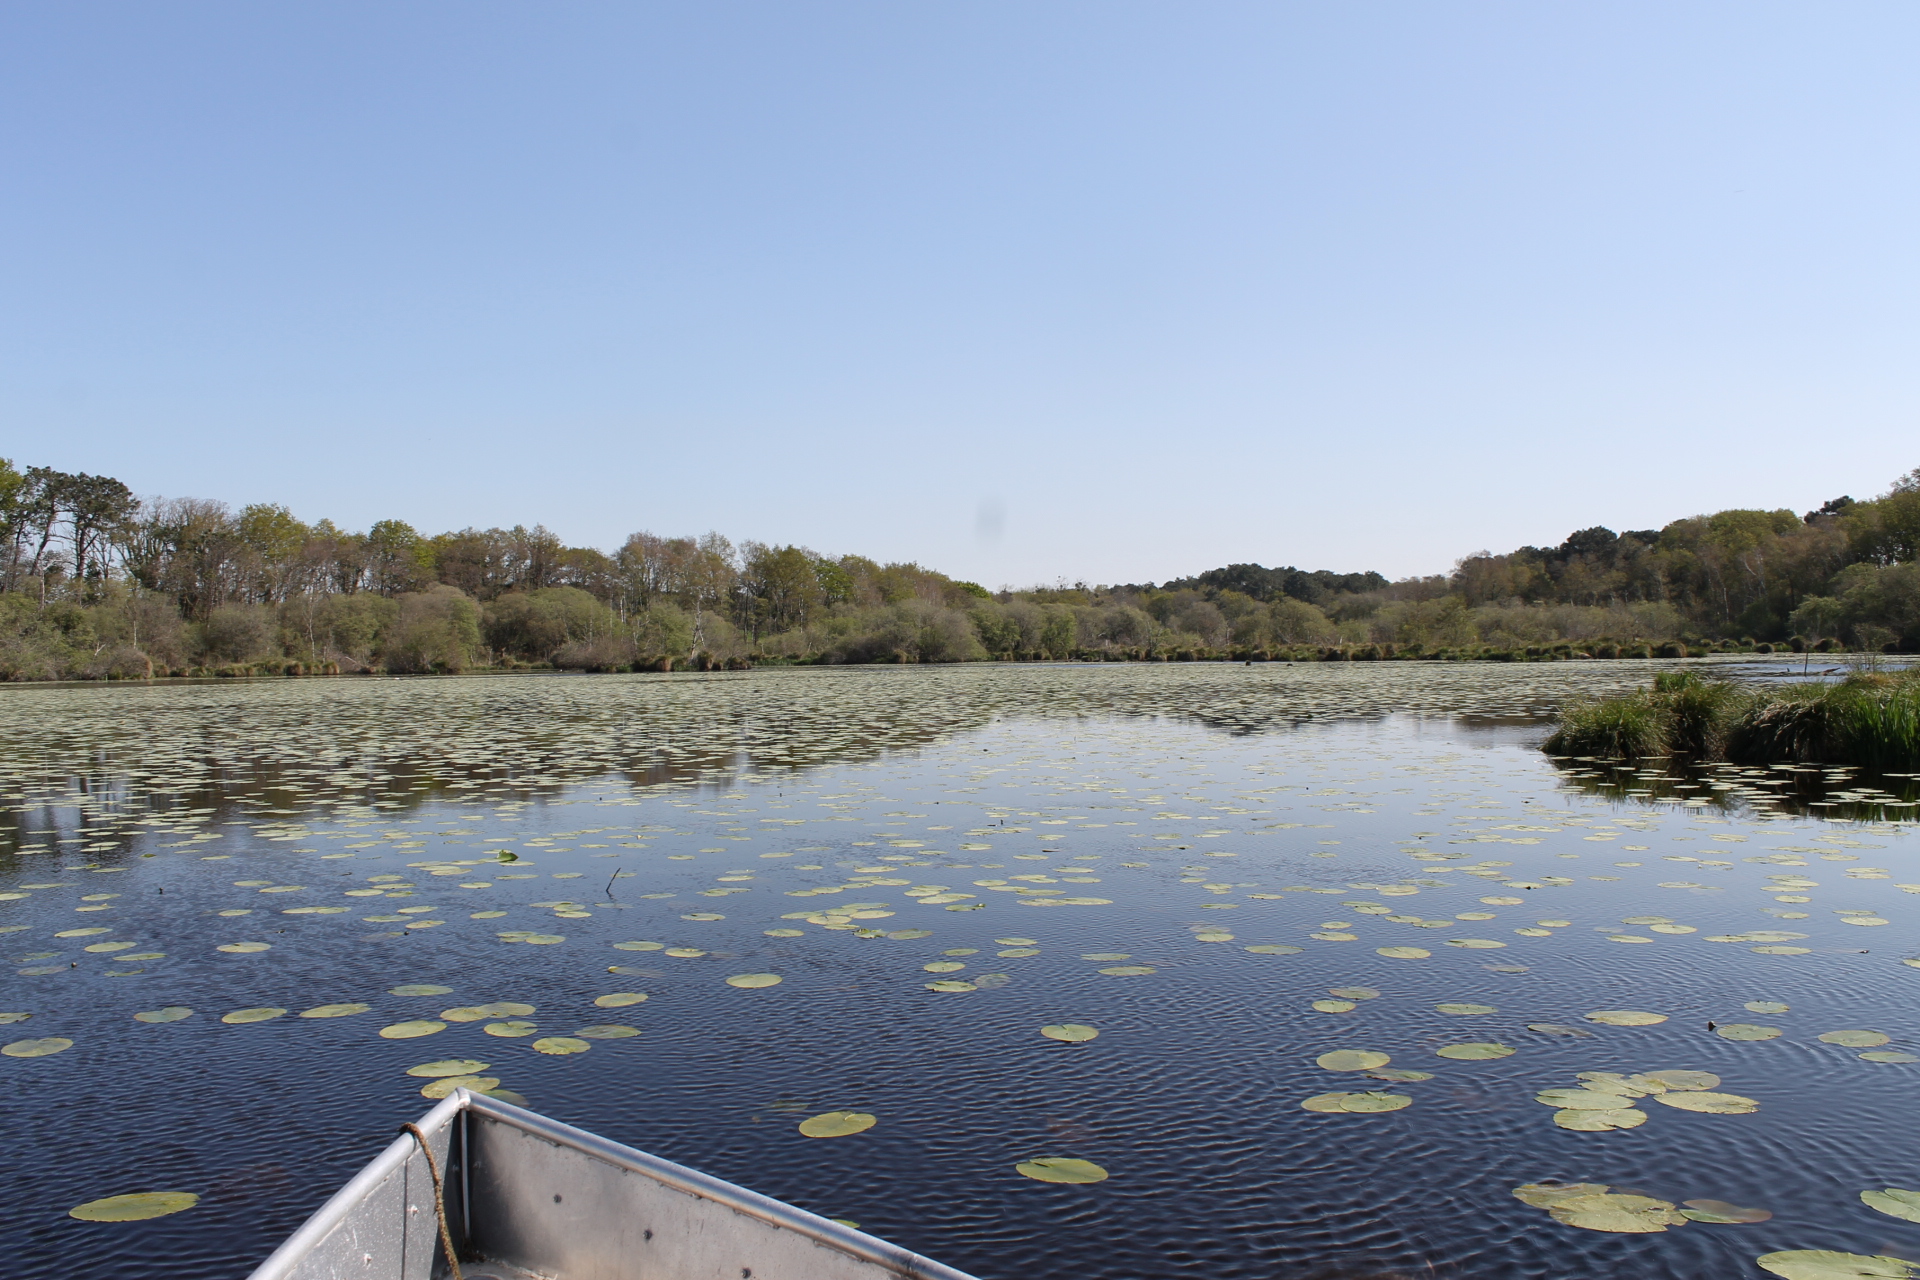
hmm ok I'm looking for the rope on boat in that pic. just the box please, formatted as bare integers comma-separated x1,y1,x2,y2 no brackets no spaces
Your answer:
401,1122,465,1280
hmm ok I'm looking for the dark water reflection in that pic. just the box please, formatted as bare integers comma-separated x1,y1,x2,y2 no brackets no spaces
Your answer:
0,665,1916,1280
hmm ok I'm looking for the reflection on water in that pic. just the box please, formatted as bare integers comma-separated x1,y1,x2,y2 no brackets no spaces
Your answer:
0,664,1916,1280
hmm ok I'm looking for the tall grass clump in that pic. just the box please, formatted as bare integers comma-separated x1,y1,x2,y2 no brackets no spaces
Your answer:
1730,671,1920,770
1544,693,1668,758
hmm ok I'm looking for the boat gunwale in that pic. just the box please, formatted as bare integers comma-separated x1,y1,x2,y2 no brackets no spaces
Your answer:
244,1089,983,1280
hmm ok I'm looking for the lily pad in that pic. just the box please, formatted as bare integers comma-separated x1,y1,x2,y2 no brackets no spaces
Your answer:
1317,1049,1390,1071
1436,1003,1496,1015
725,973,782,989
299,1003,371,1019
925,980,976,992
1861,1051,1920,1063
1513,1181,1611,1208
1015,1157,1108,1183
390,984,453,996
1098,965,1156,976
1756,1250,1917,1279
1041,1024,1099,1043
1313,999,1356,1013
1536,1088,1632,1109
406,1059,490,1078
798,1111,877,1138
222,1008,286,1025
1819,1030,1890,1048
68,1191,198,1222
1654,1091,1759,1114
133,1007,193,1024
1546,1191,1687,1232
421,1075,500,1099
1643,1069,1719,1091
1861,1188,1920,1224
1376,946,1430,959
531,1037,591,1055
1716,1023,1783,1041
378,1020,447,1039
443,1002,535,1022
1436,1042,1514,1060
484,1020,538,1037
1680,1199,1772,1224
593,993,649,1008
1553,1107,1647,1131
2,1036,72,1057
1745,1001,1790,1014
1585,1010,1668,1026
574,1024,642,1039
1301,1091,1411,1113
1329,987,1381,1000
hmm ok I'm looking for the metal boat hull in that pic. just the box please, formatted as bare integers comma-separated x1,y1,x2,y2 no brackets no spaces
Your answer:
245,1090,982,1280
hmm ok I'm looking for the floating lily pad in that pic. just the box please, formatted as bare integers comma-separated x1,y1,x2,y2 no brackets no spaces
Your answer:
216,942,271,954
1329,987,1381,1000
1015,1157,1107,1183
406,1059,489,1077
1445,939,1506,949
1654,1091,1759,1114
1745,1002,1790,1014
1643,1069,1719,1091
484,1020,538,1037
1436,1042,1514,1060
1536,1088,1631,1109
531,1037,590,1055
1716,1024,1783,1041
1312,999,1356,1013
725,973,782,989
1819,1030,1890,1048
133,1007,193,1024
1546,1191,1687,1232
799,1111,877,1138
1376,947,1430,959
299,1003,371,1019
420,1074,500,1099
1861,1188,1920,1224
1317,1049,1390,1071
1861,1051,1920,1063
222,1008,286,1025
1041,1024,1099,1043
1585,1010,1667,1026
1681,1199,1772,1224
378,1020,446,1039
1366,1067,1433,1082
1436,1003,1496,1015
1756,1250,1917,1279
1098,965,1155,976
390,984,453,996
2,1036,72,1057
68,1191,198,1222
925,980,976,992
593,993,648,1008
1513,1181,1611,1208
1553,1107,1646,1131
574,1024,641,1039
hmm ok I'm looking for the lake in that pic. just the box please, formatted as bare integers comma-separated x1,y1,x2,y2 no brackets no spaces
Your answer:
3,661,1918,1280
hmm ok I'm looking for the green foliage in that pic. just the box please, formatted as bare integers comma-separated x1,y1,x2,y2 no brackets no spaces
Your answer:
1544,693,1667,758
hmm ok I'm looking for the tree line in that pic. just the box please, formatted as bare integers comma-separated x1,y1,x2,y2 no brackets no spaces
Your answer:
1,456,1916,681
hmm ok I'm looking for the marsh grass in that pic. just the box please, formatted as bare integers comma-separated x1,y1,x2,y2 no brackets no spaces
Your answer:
1547,668,1920,769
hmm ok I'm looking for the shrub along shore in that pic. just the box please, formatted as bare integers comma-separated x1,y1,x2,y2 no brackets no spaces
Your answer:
1545,668,1920,771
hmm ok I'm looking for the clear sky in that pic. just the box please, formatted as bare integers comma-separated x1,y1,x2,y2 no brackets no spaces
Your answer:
4,3,1917,589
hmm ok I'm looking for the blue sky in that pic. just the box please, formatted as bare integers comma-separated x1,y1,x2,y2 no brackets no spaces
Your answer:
4,3,1917,588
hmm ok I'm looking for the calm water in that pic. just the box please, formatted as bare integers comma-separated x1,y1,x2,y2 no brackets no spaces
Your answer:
3,662,1918,1280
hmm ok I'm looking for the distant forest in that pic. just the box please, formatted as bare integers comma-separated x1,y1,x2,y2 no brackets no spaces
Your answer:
1,456,1916,680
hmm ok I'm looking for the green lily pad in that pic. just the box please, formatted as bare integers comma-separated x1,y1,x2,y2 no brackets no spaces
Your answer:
133,1007,193,1024
1716,1023,1783,1041
1643,1069,1719,1090
1819,1030,1890,1047
221,1008,286,1025
726,973,782,989
1585,1010,1667,1026
1553,1107,1646,1131
1745,1001,1790,1014
574,1024,641,1039
1316,1049,1390,1071
593,992,648,1008
390,984,453,996
1654,1090,1759,1114
1756,1250,1917,1279
299,1003,371,1019
1436,1042,1514,1060
1328,987,1381,1000
799,1111,877,1137
1680,1199,1772,1223
1015,1157,1108,1183
484,1020,538,1037
1861,1188,1920,1224
531,1037,590,1055
378,1020,447,1039
1041,1024,1099,1043
68,1191,198,1222
1861,1051,1920,1063
1098,965,1156,976
2,1036,72,1057
1436,1003,1496,1015
406,1059,490,1078
1545,1192,1686,1232
421,1074,499,1099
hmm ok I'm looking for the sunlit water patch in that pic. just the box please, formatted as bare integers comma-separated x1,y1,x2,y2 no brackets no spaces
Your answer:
1,664,1917,1280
